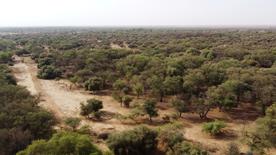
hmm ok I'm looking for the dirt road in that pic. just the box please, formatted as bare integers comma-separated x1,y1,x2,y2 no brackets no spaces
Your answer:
12,57,130,132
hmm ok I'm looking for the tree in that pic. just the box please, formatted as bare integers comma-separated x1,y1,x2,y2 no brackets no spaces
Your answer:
246,104,276,154
143,100,158,122
84,77,104,92
158,126,184,152
132,82,144,98
80,99,103,118
186,47,200,55
107,126,158,155
0,52,12,63
220,80,250,105
112,92,123,107
113,79,131,94
147,76,165,102
0,64,56,155
252,74,276,115
64,117,81,131
167,142,208,155
37,65,61,79
202,120,226,136
206,86,237,111
183,69,206,98
171,99,188,117
17,132,102,155
163,76,183,95
192,97,214,119
201,63,226,86
122,95,133,108
200,49,216,60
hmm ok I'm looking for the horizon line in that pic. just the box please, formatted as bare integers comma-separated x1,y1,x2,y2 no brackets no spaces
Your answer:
1,25,276,29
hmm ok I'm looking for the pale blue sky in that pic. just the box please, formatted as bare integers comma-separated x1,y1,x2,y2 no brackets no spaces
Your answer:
0,0,275,27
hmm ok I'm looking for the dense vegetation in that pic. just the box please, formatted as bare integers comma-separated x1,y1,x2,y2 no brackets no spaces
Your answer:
1,27,276,154
17,132,102,155
5,28,275,118
0,61,55,154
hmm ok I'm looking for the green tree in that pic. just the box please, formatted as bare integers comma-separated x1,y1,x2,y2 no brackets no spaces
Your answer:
220,80,250,105
158,126,184,152
253,74,276,115
122,95,133,108
65,117,81,131
107,126,158,155
132,82,144,98
84,77,104,92
246,104,276,154
163,76,183,95
113,79,131,94
80,99,103,117
147,76,165,102
183,69,206,98
206,86,237,111
37,65,61,79
17,132,102,155
171,99,189,117
167,142,208,155
143,100,158,122
192,97,214,119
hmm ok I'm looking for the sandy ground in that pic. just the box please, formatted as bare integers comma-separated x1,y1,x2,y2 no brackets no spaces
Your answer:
11,56,275,154
12,57,130,133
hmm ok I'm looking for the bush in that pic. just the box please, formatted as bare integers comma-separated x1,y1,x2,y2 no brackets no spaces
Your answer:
225,143,240,155
171,99,188,117
202,120,226,136
143,100,158,122
17,132,102,155
0,52,12,63
107,126,158,155
0,65,56,155
37,65,61,79
158,127,184,152
80,99,103,117
84,77,104,92
64,117,81,131
167,142,208,155
122,95,133,108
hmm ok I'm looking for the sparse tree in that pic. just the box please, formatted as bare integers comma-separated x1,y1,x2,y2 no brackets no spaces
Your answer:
143,100,158,122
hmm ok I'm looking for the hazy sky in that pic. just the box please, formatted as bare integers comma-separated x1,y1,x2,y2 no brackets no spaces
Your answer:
0,0,276,27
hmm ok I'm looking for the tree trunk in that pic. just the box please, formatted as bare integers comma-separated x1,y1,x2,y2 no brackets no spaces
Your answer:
179,112,182,118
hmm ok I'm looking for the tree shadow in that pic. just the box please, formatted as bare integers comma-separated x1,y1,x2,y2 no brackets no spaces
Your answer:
212,129,238,140
227,105,260,121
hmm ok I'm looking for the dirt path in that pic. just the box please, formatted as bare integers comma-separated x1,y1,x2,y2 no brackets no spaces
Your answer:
12,57,130,132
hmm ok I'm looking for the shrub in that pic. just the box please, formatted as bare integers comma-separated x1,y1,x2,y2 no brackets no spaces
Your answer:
202,120,226,136
80,99,103,117
171,99,189,117
107,126,158,155
143,100,158,122
158,128,184,152
17,132,102,155
225,143,240,155
122,95,133,108
84,77,104,92
167,142,208,155
37,65,61,79
64,117,81,131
